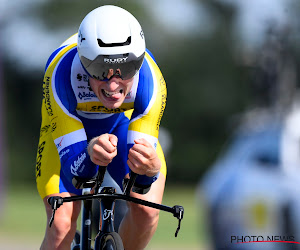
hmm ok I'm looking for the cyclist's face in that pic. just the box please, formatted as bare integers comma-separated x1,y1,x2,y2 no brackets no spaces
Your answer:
89,76,134,109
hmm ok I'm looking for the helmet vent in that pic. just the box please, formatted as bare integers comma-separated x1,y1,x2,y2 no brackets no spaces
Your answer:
97,36,131,47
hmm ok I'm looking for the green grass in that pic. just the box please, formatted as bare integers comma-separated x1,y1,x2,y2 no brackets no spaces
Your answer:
0,185,46,247
148,184,204,249
0,184,207,249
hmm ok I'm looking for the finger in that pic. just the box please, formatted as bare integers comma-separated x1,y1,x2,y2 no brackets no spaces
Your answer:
92,144,117,163
91,157,108,166
92,154,115,166
134,138,152,147
131,144,154,159
108,134,118,147
127,158,144,175
97,136,117,153
128,147,147,164
90,153,106,166
92,144,108,155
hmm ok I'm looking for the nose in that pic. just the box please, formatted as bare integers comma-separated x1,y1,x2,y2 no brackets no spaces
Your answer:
106,77,120,90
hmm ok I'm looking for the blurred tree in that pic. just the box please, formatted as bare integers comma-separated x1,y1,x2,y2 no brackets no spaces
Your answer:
156,1,251,183
3,0,300,186
0,37,6,217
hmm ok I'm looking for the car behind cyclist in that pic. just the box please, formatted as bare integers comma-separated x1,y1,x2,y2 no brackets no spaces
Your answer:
36,5,167,250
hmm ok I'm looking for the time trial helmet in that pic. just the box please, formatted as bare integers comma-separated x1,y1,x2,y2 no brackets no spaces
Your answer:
77,5,146,81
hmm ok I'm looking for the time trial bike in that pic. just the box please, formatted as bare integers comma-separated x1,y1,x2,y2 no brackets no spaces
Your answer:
47,166,184,250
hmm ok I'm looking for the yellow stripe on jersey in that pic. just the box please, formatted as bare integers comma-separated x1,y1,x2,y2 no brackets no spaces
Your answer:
43,43,85,141
123,105,166,178
77,101,133,113
128,52,167,139
124,109,134,119
37,101,61,198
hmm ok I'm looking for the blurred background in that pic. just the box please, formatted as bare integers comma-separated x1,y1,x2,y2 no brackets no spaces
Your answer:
2,0,300,249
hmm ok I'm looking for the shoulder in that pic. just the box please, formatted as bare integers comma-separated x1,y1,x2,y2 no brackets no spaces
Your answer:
138,48,166,93
139,49,164,84
43,37,79,113
145,48,156,62
45,34,78,72
133,49,166,113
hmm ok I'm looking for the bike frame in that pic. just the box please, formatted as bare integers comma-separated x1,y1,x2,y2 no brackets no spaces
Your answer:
48,167,184,250
80,188,93,250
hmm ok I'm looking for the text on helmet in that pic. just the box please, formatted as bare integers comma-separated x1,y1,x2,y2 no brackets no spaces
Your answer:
104,57,128,63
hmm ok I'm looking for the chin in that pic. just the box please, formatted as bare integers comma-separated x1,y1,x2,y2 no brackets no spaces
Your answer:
104,101,122,110
99,94,124,110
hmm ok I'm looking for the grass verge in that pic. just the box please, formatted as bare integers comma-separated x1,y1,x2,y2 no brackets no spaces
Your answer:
0,184,207,249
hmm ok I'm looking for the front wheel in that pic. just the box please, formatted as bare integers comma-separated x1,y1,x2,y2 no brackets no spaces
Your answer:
71,230,81,250
95,232,124,250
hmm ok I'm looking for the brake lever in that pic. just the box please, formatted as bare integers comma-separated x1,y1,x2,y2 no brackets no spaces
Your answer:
172,205,184,237
48,196,63,227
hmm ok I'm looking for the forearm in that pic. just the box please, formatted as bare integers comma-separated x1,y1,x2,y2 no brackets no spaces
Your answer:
61,145,98,182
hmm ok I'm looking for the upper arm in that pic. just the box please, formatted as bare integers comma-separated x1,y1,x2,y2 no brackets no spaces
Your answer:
44,44,86,145
127,52,167,150
43,44,98,180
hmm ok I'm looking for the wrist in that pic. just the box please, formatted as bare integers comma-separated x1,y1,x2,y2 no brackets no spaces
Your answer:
145,158,161,177
87,137,98,155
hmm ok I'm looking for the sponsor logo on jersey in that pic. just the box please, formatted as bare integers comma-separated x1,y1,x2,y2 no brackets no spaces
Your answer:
78,92,97,100
70,152,86,176
56,137,64,150
40,122,56,137
90,105,127,113
43,76,53,116
59,149,70,159
36,141,46,178
156,93,167,131
77,73,89,82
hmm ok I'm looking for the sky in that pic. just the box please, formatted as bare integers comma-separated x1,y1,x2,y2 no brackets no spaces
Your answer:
143,0,214,36
220,0,294,46
0,0,295,72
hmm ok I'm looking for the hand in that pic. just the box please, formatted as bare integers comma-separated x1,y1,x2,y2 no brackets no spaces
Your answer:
88,133,118,166
127,138,161,177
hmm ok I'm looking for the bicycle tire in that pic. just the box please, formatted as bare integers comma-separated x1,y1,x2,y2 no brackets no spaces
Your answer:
71,230,81,250
96,232,124,250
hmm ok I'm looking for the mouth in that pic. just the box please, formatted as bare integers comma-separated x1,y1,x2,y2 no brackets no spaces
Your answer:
101,89,124,99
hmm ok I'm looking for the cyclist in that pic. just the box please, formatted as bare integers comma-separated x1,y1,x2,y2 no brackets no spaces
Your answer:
36,5,167,250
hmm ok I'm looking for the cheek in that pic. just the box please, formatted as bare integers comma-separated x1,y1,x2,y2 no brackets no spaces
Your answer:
123,81,134,91
89,78,105,92
90,84,98,93
89,80,103,93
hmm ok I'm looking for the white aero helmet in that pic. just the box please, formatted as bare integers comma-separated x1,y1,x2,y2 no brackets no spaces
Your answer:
77,5,146,81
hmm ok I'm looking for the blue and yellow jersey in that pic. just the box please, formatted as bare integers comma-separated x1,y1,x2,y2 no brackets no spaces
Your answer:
36,34,167,198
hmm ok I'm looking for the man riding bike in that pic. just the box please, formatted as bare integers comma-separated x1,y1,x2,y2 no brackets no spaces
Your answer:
36,5,167,250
